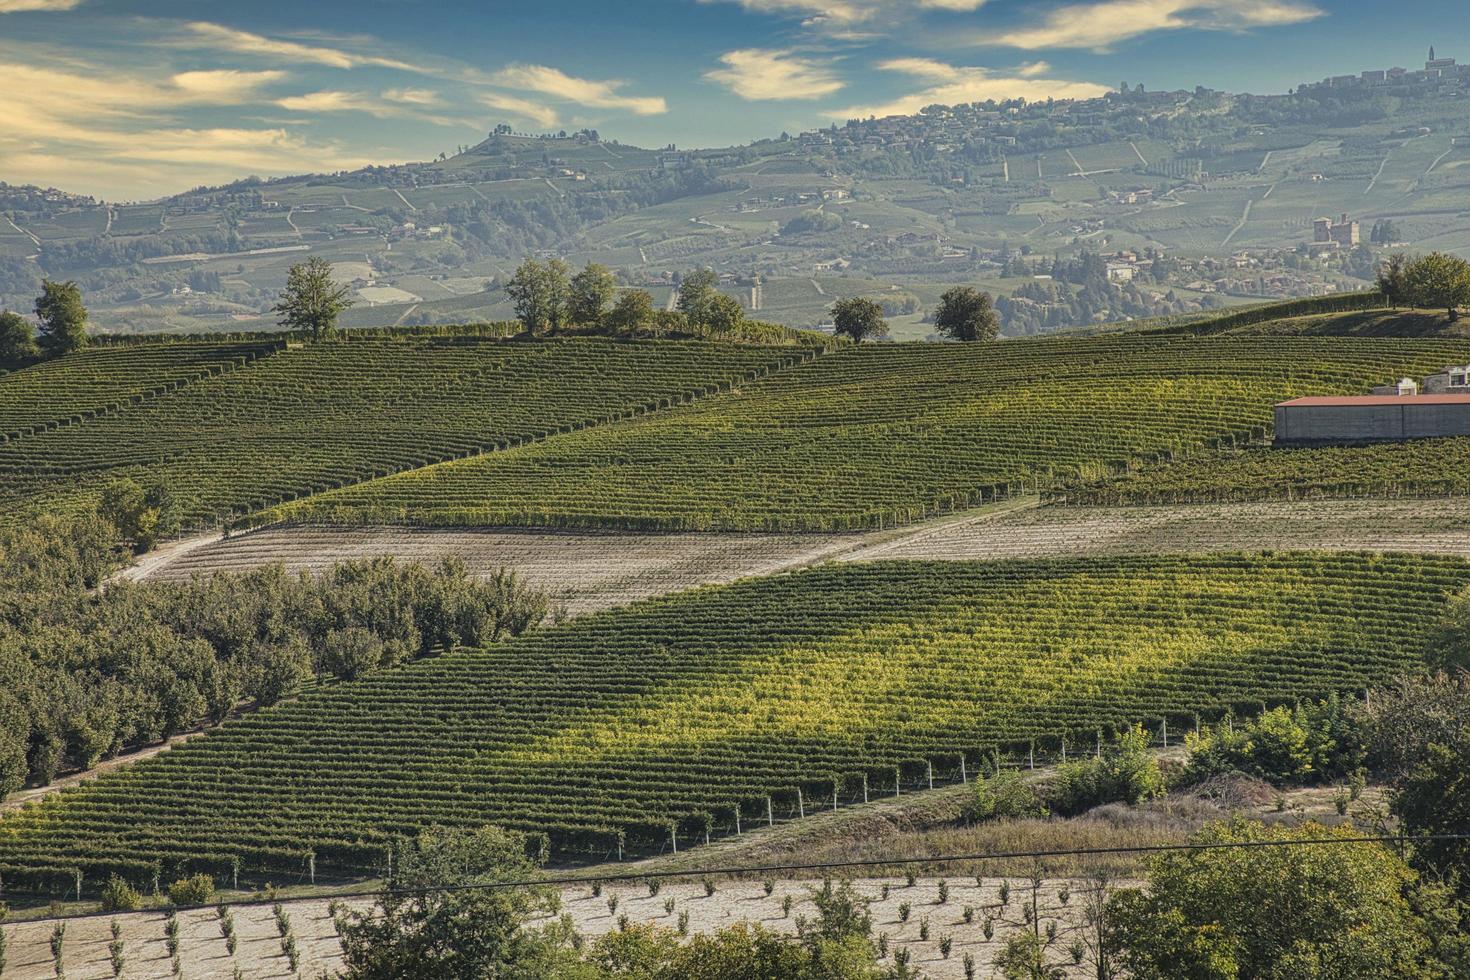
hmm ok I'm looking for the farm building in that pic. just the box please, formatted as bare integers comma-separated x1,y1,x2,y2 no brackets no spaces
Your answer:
1274,393,1470,445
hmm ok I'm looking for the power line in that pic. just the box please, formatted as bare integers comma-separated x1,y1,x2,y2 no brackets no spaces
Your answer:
12,832,1468,924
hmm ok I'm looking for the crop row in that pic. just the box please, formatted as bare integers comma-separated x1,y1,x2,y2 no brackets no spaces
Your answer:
0,553,1462,888
0,338,806,528
267,335,1470,532
0,340,281,442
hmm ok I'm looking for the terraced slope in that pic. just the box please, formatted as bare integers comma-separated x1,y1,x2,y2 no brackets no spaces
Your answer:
0,338,807,527
3,553,1463,886
1062,438,1470,505
0,340,281,441
263,335,1470,531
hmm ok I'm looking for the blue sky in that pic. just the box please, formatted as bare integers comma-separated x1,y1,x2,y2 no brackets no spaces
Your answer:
0,0,1465,200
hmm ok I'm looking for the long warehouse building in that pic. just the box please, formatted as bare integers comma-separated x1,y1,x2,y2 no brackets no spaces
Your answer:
1274,394,1470,445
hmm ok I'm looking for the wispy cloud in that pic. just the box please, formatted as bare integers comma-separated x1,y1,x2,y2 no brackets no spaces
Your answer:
170,69,288,101
177,21,425,72
705,49,844,100
489,64,668,116
700,0,985,27
276,89,469,127
478,92,561,129
990,0,1323,51
0,0,83,11
835,57,1111,118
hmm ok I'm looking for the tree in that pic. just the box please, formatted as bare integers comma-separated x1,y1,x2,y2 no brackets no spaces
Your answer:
831,297,888,343
1404,252,1470,320
1377,252,1410,308
1105,819,1467,979
677,267,720,325
605,290,656,336
568,263,617,327
0,310,39,364
703,293,746,335
98,477,177,554
34,279,89,357
273,257,353,340
934,286,999,342
506,258,571,335
339,824,581,979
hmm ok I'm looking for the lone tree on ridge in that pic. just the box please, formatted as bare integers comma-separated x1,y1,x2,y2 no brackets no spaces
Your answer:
274,258,354,340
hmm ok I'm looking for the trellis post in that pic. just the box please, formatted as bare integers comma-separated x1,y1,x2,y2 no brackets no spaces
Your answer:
1060,737,1066,763
894,767,901,797
767,797,774,826
927,761,934,790
960,756,967,784
734,807,741,835
862,773,869,803
797,788,805,819
671,827,678,854
1162,719,1168,749
1028,740,1035,771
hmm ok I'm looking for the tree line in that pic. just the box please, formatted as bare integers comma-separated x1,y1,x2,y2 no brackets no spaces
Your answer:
1377,252,1470,320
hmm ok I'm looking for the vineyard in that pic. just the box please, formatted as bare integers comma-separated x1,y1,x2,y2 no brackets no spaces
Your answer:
0,340,281,442
1,553,1463,888
0,338,806,528
1061,438,1470,505
260,334,1470,532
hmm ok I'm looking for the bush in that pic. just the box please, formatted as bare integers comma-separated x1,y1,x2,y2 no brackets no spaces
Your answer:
100,875,142,912
167,873,215,906
1052,725,1164,815
1180,698,1364,788
969,768,1047,822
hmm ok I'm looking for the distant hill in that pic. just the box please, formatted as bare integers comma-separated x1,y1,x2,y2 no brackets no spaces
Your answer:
4,69,1470,337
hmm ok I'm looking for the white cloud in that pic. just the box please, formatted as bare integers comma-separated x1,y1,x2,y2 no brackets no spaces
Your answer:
700,0,985,26
991,0,1323,51
478,92,560,130
178,21,425,72
0,0,82,10
382,87,441,106
705,49,844,100
170,69,288,101
489,64,667,116
835,58,1111,118
275,89,469,128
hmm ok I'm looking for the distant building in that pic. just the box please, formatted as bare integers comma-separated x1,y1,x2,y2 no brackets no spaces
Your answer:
1423,365,1470,393
1312,213,1360,249
1275,387,1470,444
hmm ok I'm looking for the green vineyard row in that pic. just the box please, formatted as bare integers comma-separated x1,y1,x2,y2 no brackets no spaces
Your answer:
0,553,1462,888
264,335,1470,532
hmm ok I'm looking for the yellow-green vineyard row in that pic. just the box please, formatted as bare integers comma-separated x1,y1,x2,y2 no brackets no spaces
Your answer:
264,335,1470,532
0,338,806,528
1,553,1463,889
1058,438,1470,505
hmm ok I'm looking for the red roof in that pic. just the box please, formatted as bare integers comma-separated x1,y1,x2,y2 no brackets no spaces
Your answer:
1278,395,1470,408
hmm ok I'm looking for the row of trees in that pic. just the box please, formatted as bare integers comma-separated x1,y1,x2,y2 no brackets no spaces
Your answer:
505,259,751,337
1377,252,1470,319
0,279,90,364
831,287,1000,343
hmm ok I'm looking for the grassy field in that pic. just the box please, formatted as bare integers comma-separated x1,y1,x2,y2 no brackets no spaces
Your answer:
0,553,1461,886
261,333,1470,532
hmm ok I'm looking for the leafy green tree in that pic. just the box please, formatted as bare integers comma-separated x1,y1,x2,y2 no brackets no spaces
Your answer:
703,293,746,335
831,297,888,343
34,279,89,357
100,875,143,912
98,477,178,554
507,258,571,335
1376,253,1410,308
339,824,581,980
0,690,27,799
1053,725,1165,815
605,290,656,336
677,268,720,325
934,287,999,342
997,932,1068,980
568,263,617,327
1404,252,1470,320
970,768,1046,821
167,873,215,906
1105,819,1467,979
0,310,39,364
273,257,353,340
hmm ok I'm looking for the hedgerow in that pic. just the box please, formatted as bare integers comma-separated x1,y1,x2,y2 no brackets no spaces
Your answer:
0,553,1462,888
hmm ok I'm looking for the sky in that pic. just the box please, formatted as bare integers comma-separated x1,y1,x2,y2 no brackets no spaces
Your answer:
0,0,1466,201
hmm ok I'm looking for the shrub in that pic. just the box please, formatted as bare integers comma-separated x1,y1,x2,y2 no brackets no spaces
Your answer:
1180,698,1364,787
1052,725,1165,814
167,873,215,906
969,768,1047,822
100,875,142,912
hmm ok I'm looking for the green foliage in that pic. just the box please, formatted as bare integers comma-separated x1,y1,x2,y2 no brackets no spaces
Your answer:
507,258,571,335
339,825,579,980
677,268,720,325
100,874,142,912
1429,589,1470,670
568,263,617,327
98,476,178,554
997,932,1068,980
1404,252,1470,319
969,768,1046,822
2,553,1462,882
34,279,88,358
605,290,656,335
703,293,746,334
1180,697,1364,788
1105,819,1468,979
0,310,38,364
272,258,353,340
934,287,998,342
831,297,888,343
1377,253,1410,307
167,873,215,906
1053,725,1165,815
781,209,843,236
